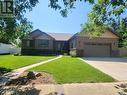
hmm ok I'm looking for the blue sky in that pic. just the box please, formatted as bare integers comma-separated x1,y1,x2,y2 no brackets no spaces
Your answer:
25,0,92,34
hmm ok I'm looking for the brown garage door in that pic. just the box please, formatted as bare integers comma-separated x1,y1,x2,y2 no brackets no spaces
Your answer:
84,43,111,57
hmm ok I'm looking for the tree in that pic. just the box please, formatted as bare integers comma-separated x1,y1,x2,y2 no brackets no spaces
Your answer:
80,13,108,38
109,17,127,47
48,0,127,17
78,0,127,47
0,0,38,44
0,0,126,46
11,21,33,47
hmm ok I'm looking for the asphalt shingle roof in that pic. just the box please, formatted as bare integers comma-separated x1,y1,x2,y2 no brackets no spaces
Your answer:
47,32,73,41
29,29,73,41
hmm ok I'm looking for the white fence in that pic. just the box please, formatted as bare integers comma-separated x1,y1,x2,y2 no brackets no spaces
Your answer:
0,43,21,54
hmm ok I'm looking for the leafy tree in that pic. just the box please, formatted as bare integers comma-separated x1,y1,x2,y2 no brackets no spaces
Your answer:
79,0,127,47
109,17,127,47
0,0,126,47
80,17,108,38
48,0,127,17
0,0,38,44
11,21,33,47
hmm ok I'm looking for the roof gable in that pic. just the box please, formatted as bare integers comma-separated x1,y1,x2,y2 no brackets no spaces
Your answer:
29,29,54,39
29,29,43,38
101,31,119,38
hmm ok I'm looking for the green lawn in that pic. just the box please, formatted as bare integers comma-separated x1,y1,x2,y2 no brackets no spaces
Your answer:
29,56,115,84
0,55,55,70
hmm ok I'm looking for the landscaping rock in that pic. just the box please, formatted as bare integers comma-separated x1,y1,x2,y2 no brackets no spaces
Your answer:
119,84,127,88
5,72,55,86
27,72,36,79
114,85,120,89
36,73,42,77
6,76,28,85
118,92,127,95
123,89,127,93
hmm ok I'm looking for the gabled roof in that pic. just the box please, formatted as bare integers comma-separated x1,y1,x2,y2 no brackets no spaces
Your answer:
29,29,43,38
107,27,120,38
29,29,73,41
47,32,73,41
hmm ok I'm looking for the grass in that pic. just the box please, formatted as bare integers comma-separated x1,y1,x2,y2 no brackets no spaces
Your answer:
118,55,127,57
0,55,55,70
29,56,114,84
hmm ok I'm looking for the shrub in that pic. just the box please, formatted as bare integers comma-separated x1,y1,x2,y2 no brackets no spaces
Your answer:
14,53,20,56
63,53,68,56
69,50,77,57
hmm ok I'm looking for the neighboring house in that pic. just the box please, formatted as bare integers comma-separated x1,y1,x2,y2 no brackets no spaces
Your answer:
21,29,119,57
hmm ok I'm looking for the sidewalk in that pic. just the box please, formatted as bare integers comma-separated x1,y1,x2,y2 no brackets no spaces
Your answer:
3,82,127,95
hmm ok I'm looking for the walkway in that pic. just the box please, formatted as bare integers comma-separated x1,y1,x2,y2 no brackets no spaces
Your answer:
3,82,127,95
0,55,62,85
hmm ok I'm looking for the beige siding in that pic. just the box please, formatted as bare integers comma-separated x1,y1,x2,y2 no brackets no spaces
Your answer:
70,32,119,56
76,37,118,50
75,30,119,51
101,31,119,39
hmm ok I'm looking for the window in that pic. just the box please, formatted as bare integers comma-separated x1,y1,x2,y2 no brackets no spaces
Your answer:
26,40,30,47
30,40,34,47
71,42,73,48
38,40,49,48
26,40,34,47
58,43,61,50
71,41,76,48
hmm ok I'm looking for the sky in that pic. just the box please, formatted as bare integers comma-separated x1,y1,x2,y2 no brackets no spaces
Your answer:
25,0,92,34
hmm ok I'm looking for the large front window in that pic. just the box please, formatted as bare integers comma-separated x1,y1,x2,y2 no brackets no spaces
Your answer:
26,40,34,47
38,40,49,48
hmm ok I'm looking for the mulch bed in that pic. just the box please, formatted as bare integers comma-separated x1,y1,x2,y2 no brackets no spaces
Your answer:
6,72,56,86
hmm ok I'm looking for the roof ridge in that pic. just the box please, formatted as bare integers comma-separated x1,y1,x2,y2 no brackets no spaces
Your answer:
47,32,73,34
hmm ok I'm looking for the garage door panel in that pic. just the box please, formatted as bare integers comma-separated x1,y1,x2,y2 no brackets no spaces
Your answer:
84,44,110,57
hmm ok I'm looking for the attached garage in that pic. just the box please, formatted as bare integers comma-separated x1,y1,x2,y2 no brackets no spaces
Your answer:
84,43,111,57
69,29,120,57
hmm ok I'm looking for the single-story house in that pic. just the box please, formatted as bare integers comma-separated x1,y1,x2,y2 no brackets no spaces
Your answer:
21,29,119,57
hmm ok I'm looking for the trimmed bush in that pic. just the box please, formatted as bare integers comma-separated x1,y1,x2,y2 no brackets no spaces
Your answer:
14,53,20,56
70,50,77,57
63,53,68,56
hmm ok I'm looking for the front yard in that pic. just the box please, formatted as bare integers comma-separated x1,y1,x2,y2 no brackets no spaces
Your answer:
0,55,55,71
29,56,115,83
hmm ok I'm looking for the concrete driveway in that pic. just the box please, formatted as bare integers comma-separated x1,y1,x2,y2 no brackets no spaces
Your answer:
81,57,127,81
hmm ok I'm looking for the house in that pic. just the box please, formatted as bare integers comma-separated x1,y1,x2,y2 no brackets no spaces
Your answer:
21,29,119,57
21,29,73,55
